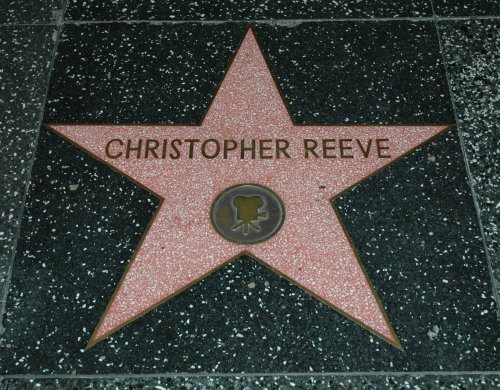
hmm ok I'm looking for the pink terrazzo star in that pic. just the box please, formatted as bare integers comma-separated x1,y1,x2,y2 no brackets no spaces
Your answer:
48,28,450,349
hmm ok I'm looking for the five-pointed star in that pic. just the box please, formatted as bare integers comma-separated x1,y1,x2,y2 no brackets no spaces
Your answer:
47,28,450,349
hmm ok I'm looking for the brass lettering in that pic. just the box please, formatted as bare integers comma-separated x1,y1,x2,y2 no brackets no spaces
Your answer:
322,139,336,159
105,139,123,159
356,139,372,158
259,139,273,159
184,139,200,159
339,139,353,158
126,139,142,159
223,140,237,159
145,139,159,158
161,139,168,159
241,139,256,159
276,139,290,158
201,139,220,159
170,139,182,159
304,139,318,158
376,138,391,158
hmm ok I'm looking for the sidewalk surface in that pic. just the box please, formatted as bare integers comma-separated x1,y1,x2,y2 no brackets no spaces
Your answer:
0,0,499,388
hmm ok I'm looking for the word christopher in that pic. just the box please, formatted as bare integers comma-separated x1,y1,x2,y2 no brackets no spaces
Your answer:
105,138,392,160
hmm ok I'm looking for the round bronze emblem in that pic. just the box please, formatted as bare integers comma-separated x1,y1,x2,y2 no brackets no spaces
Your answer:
210,184,285,244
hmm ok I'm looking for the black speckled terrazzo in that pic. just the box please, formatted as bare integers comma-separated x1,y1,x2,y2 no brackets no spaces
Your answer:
439,19,500,313
0,0,65,24
64,0,432,21
44,24,248,124
3,121,498,374
1,0,500,384
253,23,454,124
1,374,500,389
0,25,57,333
433,0,500,17
1,23,498,377
43,22,454,125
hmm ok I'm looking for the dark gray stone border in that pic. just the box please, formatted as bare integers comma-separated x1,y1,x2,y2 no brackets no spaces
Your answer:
1,372,500,389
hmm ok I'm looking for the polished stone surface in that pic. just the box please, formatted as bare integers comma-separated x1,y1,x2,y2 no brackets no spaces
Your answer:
47,29,449,348
0,0,499,385
0,26,57,334
64,0,432,21
0,0,65,24
433,0,500,17
1,374,500,389
44,24,247,124
44,23,454,124
439,20,500,311
1,23,498,376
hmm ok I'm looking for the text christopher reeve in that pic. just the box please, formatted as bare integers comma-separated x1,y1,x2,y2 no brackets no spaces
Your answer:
104,137,392,160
